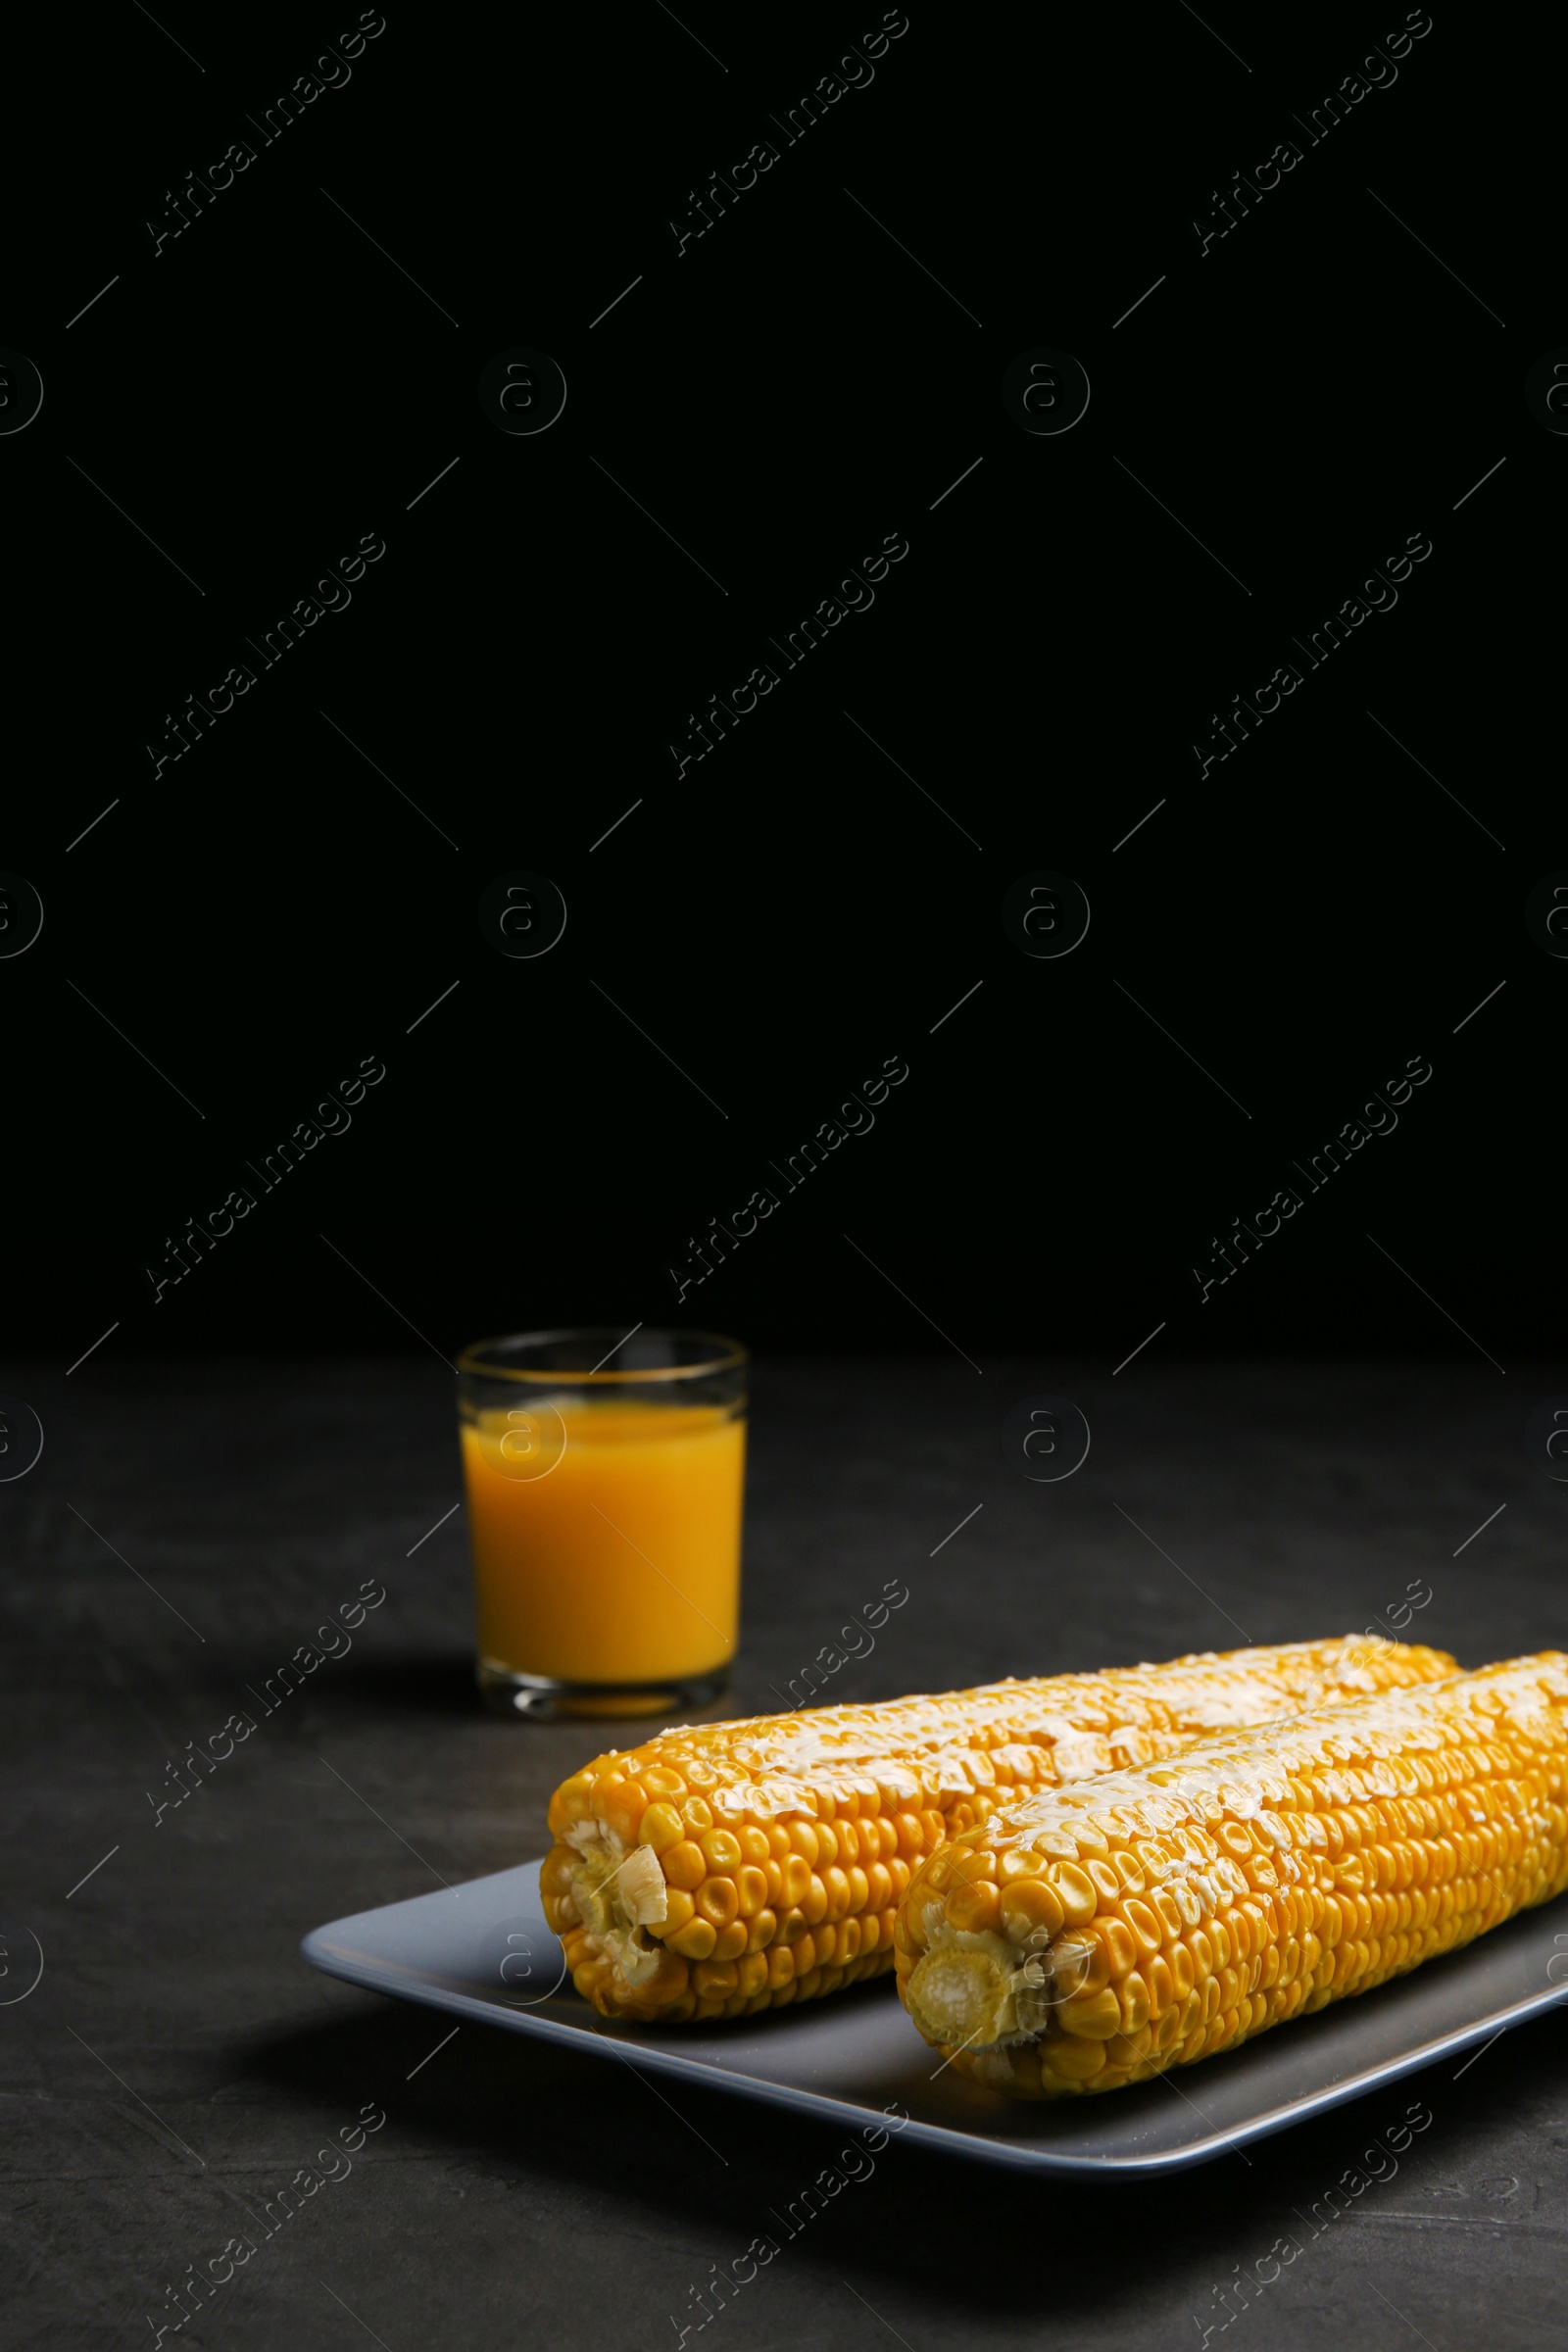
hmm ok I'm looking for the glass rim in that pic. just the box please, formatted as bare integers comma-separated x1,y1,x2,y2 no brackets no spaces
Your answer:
455,1326,747,1386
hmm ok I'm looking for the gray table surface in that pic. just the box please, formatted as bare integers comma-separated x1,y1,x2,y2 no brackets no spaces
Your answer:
5,1353,1566,2350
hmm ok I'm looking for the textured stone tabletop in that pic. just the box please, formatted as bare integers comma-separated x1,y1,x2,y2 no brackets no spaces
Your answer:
4,1354,1565,2349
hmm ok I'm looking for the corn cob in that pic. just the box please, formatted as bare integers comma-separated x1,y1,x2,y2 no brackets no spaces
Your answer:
894,1652,1568,2099
541,1635,1455,2024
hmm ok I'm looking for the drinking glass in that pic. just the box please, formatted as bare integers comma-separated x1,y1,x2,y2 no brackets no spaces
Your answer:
457,1328,747,1719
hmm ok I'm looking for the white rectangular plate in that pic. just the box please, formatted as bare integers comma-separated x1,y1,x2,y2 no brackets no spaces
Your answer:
301,1861,1568,2174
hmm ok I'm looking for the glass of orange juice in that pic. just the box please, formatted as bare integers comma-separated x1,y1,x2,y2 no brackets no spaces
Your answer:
457,1328,747,1719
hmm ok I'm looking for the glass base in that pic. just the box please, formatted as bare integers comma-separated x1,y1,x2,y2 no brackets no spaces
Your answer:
476,1659,732,1722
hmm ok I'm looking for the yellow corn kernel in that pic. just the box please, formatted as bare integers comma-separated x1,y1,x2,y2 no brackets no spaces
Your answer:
952,1846,998,1885
1049,1862,1099,1925
1048,2034,1108,2081
1149,1887,1185,1940
539,1848,576,1901
947,1879,1002,1935
668,1916,716,1961
548,1770,595,1835
1095,1916,1139,1979
1107,1849,1143,1894
999,1878,1066,1941
1120,1972,1152,2033
637,1949,690,2005
639,1802,685,1854
662,1840,707,1892
601,1780,649,1843
650,1887,695,1938
781,1852,812,1908
1058,1984,1122,2038
1122,1898,1162,1955
701,1829,743,1874
696,1878,739,1929
1052,1931,1107,1998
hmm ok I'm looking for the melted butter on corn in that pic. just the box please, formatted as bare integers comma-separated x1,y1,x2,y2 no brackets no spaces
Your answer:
538,1636,1457,2025
896,1653,1568,2099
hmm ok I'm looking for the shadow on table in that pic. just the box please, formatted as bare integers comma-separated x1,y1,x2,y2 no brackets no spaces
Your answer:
243,1983,1568,2327
297,1650,481,1718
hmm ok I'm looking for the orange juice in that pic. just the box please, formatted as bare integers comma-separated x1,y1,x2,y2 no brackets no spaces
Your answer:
461,1400,745,1686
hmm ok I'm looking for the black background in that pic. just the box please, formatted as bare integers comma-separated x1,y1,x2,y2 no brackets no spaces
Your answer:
5,11,1567,2347
7,0,1551,1371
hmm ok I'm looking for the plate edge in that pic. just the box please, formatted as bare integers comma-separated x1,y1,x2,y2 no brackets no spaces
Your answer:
298,1927,1568,2177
